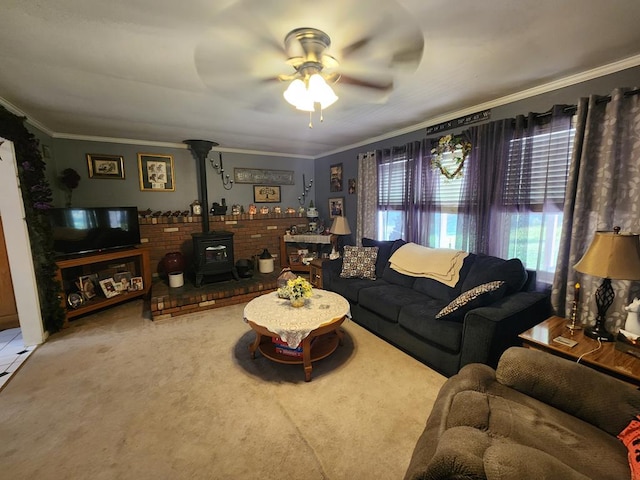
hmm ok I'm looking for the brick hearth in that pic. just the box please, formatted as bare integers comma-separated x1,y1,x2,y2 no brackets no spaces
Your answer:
150,270,281,320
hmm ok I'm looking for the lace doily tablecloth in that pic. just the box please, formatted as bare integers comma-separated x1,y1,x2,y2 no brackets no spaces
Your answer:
243,290,350,349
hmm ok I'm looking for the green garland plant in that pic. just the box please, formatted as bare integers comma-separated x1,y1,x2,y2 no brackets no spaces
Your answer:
0,105,66,332
430,134,472,180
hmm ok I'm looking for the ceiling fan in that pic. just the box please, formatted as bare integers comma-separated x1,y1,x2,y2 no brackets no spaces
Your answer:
193,0,425,120
278,27,410,126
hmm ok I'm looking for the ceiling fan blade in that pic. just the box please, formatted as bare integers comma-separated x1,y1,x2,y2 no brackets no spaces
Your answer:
338,74,393,92
340,37,373,58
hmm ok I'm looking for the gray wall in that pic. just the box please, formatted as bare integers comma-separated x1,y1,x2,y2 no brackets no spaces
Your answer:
48,139,314,212
314,65,640,237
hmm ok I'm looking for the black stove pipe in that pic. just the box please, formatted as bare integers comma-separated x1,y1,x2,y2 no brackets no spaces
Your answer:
184,139,218,233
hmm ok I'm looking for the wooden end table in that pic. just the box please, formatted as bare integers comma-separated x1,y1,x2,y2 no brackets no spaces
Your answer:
243,290,350,381
519,315,640,386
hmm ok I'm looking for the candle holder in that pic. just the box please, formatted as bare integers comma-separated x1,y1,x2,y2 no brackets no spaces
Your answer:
566,300,583,331
566,282,582,332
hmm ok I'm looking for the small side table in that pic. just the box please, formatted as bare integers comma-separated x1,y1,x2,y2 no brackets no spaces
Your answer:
309,258,329,289
519,315,640,386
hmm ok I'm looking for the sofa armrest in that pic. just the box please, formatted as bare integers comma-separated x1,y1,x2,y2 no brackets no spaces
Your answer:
497,346,640,436
322,258,343,291
459,291,551,369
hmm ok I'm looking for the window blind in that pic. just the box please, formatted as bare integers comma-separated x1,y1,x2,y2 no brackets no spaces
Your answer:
378,152,408,208
503,125,575,207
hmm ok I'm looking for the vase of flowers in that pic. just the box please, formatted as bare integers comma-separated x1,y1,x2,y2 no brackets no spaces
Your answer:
60,168,81,207
277,276,313,308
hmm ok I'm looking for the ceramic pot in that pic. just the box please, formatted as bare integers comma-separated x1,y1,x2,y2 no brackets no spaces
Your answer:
290,297,305,308
163,252,185,275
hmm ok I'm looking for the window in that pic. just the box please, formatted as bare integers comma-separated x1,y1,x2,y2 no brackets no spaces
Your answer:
375,116,575,284
377,150,408,240
501,123,575,282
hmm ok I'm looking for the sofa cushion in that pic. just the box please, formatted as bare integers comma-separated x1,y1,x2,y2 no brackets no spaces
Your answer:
412,253,476,302
325,277,386,303
382,240,416,288
435,280,507,321
398,302,463,352
362,237,396,278
461,255,527,294
358,284,427,323
340,245,378,280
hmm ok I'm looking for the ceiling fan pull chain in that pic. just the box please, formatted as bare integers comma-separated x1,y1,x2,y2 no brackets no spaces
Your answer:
320,107,324,123
309,111,313,129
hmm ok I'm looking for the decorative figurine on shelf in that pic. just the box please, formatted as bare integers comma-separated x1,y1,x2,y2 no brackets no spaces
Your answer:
307,200,318,218
273,206,281,214
190,200,202,216
231,204,241,215
248,204,257,215
260,206,269,214
277,268,297,291
624,298,640,336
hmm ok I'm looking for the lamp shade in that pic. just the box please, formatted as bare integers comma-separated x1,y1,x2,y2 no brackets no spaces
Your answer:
330,216,351,235
574,231,640,280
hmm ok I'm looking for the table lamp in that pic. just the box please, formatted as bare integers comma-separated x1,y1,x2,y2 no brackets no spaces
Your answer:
330,216,351,258
574,227,640,341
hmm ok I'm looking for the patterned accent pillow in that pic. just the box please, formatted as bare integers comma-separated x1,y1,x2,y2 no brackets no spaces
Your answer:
340,246,379,280
435,280,506,321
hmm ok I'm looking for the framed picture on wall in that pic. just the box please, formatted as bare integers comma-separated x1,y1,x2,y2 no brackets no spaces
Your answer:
253,185,281,203
87,154,125,179
329,197,344,218
348,178,356,194
138,153,175,191
330,163,343,192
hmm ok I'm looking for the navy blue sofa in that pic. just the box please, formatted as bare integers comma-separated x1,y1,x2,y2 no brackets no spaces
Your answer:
322,238,551,377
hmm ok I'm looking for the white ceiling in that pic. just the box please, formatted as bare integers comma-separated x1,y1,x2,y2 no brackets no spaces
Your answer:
1,0,640,158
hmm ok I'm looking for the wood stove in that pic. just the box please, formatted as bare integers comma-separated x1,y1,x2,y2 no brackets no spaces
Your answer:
192,231,239,287
184,139,239,287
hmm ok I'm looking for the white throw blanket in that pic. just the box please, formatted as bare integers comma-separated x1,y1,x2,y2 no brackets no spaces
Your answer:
389,243,468,287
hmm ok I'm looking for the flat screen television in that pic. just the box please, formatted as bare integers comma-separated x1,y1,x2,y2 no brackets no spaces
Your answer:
48,206,141,257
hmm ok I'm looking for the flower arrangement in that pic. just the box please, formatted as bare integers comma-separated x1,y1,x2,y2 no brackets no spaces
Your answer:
277,276,313,302
60,168,81,207
430,134,472,180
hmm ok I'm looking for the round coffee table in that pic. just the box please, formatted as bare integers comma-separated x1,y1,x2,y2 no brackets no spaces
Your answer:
243,290,350,381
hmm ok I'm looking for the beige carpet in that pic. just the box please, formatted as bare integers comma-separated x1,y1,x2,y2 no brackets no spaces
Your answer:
0,299,446,479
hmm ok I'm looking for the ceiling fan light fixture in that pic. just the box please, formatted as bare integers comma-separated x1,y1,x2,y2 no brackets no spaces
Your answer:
308,73,338,109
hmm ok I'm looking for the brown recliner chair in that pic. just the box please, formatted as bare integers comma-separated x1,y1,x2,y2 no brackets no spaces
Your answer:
405,347,640,480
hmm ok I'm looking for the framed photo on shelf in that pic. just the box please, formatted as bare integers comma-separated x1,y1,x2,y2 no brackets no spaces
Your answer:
113,272,132,292
99,278,120,298
129,276,144,291
329,197,344,218
138,153,175,191
86,154,125,179
77,274,98,300
253,185,281,203
289,254,303,266
330,163,343,192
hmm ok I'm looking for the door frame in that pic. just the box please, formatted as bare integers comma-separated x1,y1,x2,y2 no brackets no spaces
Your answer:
0,139,46,345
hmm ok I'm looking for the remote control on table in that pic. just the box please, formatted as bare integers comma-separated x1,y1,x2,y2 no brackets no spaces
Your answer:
553,336,578,348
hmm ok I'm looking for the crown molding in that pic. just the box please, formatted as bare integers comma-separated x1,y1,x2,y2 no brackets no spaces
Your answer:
3,54,639,160
51,133,314,159
0,98,55,137
316,53,640,158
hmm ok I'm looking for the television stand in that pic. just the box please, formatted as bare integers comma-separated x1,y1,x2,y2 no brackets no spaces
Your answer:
54,247,151,324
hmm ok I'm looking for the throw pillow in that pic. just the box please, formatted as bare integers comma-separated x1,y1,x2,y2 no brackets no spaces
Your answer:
340,246,378,280
618,415,640,480
436,280,506,321
362,238,395,278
